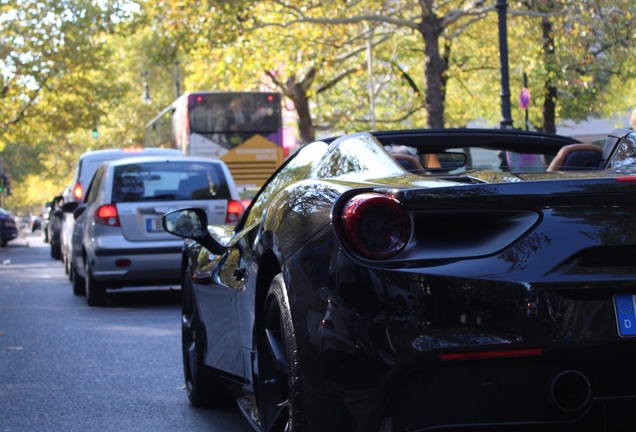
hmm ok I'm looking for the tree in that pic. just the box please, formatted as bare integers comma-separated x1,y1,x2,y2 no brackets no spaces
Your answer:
250,1,499,129
512,0,635,132
0,0,138,147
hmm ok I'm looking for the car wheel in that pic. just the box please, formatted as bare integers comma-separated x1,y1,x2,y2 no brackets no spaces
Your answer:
181,265,226,406
0,240,7,247
63,254,70,276
85,261,106,307
258,274,307,432
72,262,85,296
51,244,61,260
68,260,74,282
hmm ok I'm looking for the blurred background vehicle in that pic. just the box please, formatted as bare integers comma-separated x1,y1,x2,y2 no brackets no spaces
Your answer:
60,147,183,283
41,201,52,243
29,215,42,232
0,207,18,246
65,155,243,306
46,195,64,260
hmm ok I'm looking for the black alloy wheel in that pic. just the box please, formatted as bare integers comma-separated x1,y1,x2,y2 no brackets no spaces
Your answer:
85,260,106,307
258,274,307,432
181,265,225,406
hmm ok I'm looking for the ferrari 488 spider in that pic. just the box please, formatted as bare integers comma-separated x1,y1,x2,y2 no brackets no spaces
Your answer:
163,127,636,432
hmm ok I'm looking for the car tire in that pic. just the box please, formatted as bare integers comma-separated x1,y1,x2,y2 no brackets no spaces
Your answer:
68,259,73,282
51,244,61,260
258,273,307,432
72,262,85,296
63,253,70,276
0,240,6,247
181,265,227,406
85,261,106,307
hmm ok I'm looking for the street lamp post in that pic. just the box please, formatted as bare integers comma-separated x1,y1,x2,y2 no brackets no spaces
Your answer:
496,0,514,129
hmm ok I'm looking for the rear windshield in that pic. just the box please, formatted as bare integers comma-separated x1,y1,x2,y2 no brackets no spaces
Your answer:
112,161,230,203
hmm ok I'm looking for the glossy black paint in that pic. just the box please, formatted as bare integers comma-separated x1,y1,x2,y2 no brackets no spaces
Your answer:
172,128,636,432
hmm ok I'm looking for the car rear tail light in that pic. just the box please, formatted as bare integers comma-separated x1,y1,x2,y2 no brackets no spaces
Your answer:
226,200,245,224
95,204,120,226
73,183,83,201
122,147,144,153
615,176,636,183
341,193,410,260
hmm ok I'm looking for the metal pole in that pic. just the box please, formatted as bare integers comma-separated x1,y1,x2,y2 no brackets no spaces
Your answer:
0,156,4,209
496,0,514,129
366,27,376,131
175,61,180,98
523,72,529,131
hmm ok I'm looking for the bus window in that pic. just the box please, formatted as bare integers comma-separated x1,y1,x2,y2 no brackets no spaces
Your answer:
145,91,284,190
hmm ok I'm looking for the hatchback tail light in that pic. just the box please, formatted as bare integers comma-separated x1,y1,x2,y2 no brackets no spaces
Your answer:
73,183,84,201
341,193,410,260
226,200,245,224
95,204,120,227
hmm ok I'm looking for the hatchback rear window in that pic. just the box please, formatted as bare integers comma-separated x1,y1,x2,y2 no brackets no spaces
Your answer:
112,161,230,203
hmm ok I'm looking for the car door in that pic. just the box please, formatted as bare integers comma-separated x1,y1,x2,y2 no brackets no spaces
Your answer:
196,230,252,377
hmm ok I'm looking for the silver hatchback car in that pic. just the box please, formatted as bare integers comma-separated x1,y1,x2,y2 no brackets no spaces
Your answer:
68,156,244,306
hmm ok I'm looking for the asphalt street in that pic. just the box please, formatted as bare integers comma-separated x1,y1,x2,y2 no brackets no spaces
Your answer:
0,229,252,432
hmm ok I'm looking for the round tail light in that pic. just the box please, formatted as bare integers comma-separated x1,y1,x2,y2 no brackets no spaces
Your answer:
95,204,120,226
341,193,410,260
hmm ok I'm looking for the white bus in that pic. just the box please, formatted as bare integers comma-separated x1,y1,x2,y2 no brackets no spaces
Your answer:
144,91,285,189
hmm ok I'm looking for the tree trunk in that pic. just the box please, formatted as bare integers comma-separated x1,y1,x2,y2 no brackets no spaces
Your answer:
290,85,314,144
541,16,557,133
419,5,446,129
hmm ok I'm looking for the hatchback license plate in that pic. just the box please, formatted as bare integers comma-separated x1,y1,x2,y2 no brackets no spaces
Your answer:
146,218,164,233
614,294,636,337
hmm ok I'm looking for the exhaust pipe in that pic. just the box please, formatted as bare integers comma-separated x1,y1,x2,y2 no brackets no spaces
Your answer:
545,370,591,412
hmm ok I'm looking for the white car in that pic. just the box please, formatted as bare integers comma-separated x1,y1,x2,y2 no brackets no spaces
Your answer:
60,148,183,278
66,155,244,306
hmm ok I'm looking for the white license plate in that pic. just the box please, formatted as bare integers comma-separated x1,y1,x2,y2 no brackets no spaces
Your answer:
614,294,636,337
145,218,164,233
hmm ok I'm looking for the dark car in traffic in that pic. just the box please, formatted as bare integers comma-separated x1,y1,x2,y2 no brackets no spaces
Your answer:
46,195,64,259
0,207,18,246
163,128,636,432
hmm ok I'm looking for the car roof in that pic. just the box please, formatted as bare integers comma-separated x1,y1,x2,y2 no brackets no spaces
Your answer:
77,147,182,160
104,155,228,168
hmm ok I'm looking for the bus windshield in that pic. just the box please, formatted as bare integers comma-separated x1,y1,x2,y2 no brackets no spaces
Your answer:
144,91,285,190
189,93,281,135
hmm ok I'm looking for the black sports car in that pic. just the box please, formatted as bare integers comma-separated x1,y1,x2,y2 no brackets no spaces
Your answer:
163,128,636,432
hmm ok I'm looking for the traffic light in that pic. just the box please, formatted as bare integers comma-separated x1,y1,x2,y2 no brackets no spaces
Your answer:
1,174,9,195
2,174,10,196
91,128,98,139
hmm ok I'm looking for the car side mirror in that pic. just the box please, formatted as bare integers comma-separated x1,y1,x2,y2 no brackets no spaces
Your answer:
162,208,228,255
61,202,79,214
